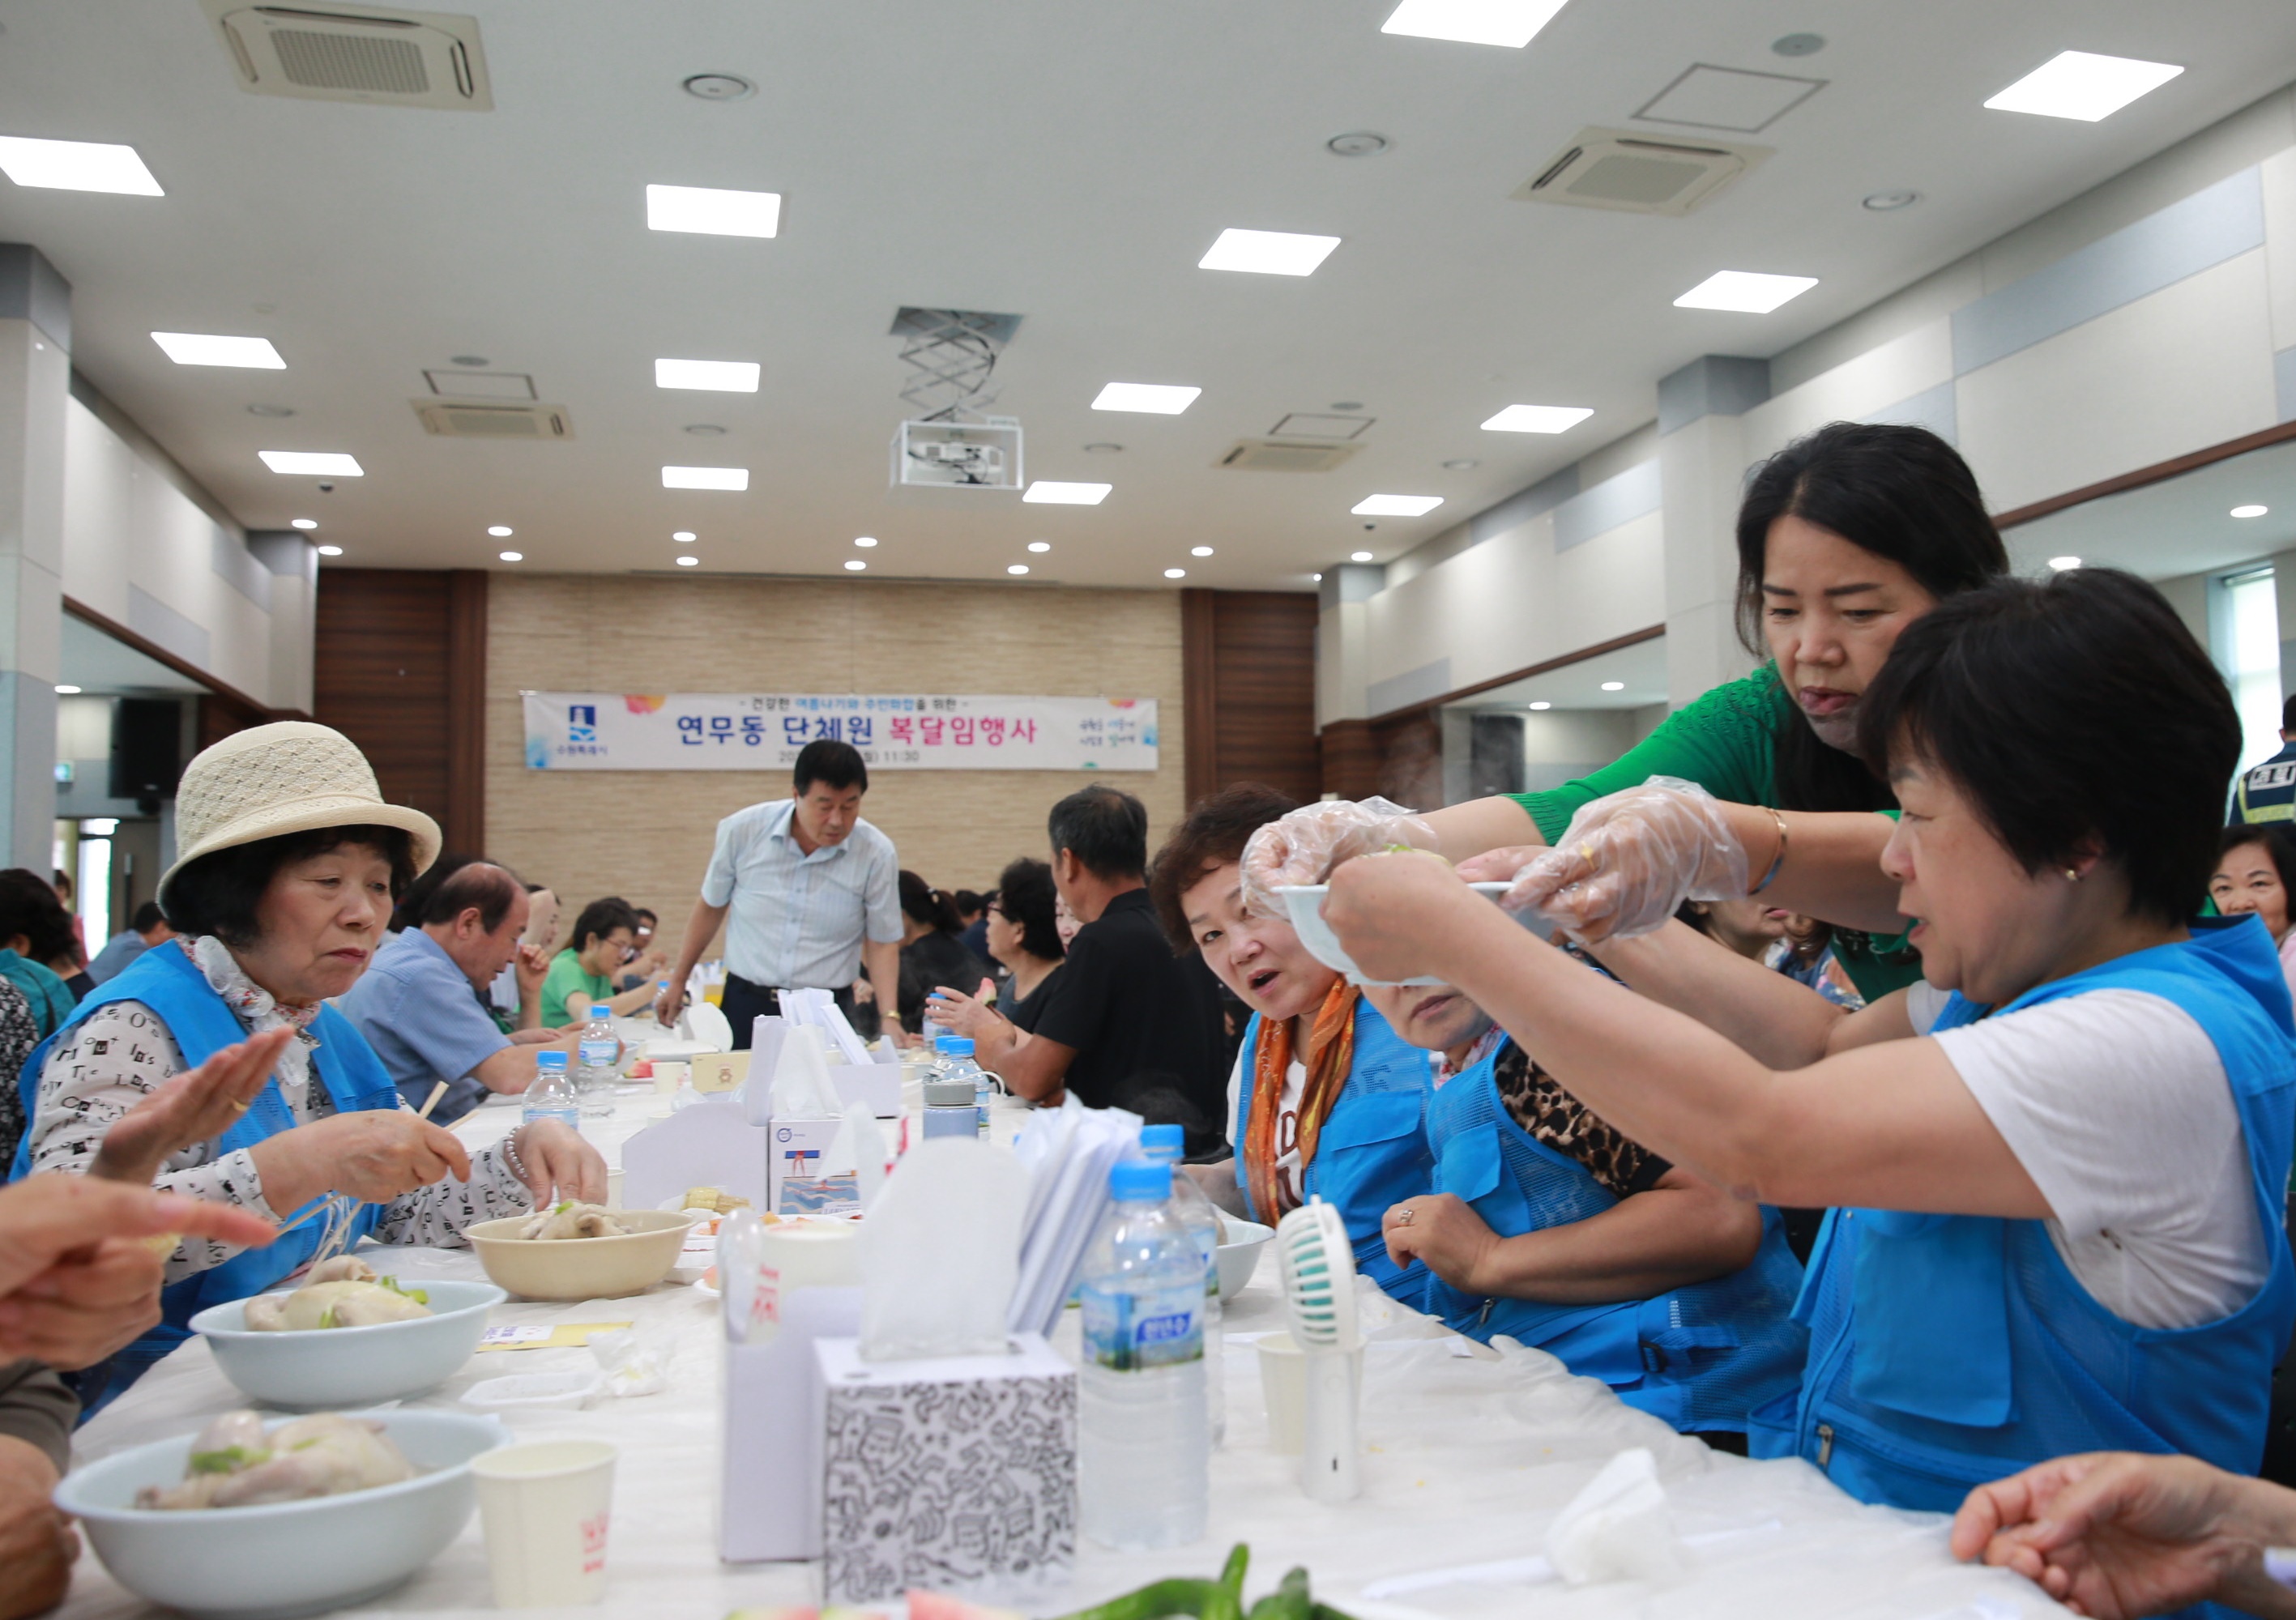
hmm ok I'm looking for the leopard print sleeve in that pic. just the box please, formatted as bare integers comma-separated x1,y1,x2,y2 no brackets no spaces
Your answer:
1488,1042,1673,1199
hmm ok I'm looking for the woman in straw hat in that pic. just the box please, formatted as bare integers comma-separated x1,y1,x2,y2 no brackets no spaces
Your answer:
8,722,603,1407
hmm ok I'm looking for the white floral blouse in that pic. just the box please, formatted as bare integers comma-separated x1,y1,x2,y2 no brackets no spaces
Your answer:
26,936,533,1283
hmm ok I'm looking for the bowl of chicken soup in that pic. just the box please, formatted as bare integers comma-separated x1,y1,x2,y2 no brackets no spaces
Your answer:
190,1257,504,1409
463,1203,693,1300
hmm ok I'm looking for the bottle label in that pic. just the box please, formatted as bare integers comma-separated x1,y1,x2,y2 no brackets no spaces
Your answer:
1079,1279,1201,1371
578,1038,617,1068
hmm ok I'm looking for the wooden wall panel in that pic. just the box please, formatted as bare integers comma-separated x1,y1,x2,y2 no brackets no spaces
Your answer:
1180,589,1320,808
444,571,489,855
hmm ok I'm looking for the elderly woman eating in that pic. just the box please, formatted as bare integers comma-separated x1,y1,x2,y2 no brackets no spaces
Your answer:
8,722,601,1408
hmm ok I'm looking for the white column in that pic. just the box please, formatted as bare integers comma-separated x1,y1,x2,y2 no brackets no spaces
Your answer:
0,246,68,871
1656,356,1770,706
1313,563,1383,728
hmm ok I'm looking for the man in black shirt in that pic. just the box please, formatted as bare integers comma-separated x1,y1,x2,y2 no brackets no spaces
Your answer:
993,785,1228,1153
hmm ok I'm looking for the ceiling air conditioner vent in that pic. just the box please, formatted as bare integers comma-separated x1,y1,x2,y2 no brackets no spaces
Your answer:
1218,440,1364,473
203,2,493,111
1513,126,1769,217
412,401,573,439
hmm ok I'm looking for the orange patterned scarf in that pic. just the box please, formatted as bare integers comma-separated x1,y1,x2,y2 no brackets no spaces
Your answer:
1244,979,1359,1221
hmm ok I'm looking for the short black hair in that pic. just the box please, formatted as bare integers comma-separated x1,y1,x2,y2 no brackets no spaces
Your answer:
2282,693,2296,733
1148,784,1301,950
569,897,640,953
794,739,868,796
131,902,167,934
0,869,76,962
164,826,419,948
391,850,479,933
1858,568,2238,925
898,871,962,932
1048,785,1149,882
417,861,523,933
993,858,1065,960
2219,823,2296,890
953,889,985,919
632,908,657,928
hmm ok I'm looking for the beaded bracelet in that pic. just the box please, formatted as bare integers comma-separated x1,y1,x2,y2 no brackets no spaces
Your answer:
501,1128,531,1189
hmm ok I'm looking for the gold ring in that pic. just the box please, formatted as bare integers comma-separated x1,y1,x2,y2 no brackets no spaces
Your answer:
228,1098,253,1113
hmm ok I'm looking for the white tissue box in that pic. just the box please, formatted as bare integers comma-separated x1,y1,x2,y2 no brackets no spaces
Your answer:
830,1063,902,1119
769,1118,859,1216
813,1334,1076,1604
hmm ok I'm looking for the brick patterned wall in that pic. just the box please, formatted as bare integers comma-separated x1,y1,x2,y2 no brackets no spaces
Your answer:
484,573,1185,947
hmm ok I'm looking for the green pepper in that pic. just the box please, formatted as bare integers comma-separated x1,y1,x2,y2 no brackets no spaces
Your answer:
1309,1604,1360,1620
1045,1577,1219,1620
1203,1543,1249,1620
187,1445,267,1475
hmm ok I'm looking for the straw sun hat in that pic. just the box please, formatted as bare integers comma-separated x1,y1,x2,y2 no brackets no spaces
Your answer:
158,721,441,905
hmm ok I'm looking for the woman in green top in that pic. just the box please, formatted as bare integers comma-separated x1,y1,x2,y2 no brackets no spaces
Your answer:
1245,423,2009,1000
0,870,81,1038
540,897,659,1027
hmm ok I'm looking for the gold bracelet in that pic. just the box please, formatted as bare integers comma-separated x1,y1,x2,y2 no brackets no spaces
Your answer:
1750,808,1789,894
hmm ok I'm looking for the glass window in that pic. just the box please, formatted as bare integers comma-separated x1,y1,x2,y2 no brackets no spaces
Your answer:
2224,566,2283,774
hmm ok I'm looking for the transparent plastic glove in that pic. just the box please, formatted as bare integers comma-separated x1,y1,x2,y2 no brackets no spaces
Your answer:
1240,796,1437,918
1505,777,1750,943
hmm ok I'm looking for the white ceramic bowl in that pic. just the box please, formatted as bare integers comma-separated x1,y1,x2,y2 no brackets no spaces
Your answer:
55,1409,509,1620
463,1208,693,1300
1216,1217,1275,1299
190,1278,504,1409
1277,880,1541,985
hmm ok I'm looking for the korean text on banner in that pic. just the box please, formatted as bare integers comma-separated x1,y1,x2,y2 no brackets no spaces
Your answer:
523,693,1157,773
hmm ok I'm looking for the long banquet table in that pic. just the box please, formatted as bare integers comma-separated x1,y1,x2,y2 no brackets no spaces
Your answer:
53,1087,2068,1620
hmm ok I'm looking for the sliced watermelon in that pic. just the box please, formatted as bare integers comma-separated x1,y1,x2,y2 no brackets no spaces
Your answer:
905,1591,1023,1620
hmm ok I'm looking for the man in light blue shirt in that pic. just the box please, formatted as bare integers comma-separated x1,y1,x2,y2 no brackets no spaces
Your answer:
339,863,571,1123
657,740,904,1049
87,902,173,985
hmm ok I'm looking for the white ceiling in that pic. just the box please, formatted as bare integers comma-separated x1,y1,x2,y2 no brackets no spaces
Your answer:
2006,440,2296,582
59,612,208,694
7,2,2296,590
1447,633,1669,711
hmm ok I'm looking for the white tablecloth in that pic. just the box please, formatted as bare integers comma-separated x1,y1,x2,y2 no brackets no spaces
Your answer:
54,1090,2067,1620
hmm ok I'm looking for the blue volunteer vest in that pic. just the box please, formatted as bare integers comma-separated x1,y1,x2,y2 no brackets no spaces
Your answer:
1423,1036,1808,1432
1232,998,1434,1303
1749,918,2296,1527
9,943,403,1371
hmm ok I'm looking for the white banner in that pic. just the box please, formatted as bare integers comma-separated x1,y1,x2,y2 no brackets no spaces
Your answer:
521,692,1157,772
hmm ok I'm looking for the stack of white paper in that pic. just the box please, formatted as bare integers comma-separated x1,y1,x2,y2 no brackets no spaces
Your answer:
1007,1097,1144,1336
782,987,874,1065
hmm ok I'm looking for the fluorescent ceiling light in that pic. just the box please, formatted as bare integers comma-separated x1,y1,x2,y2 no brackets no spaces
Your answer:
1190,546,1214,557
1381,0,1569,49
662,465,749,491
853,536,877,548
1198,228,1341,276
1985,50,2183,122
1674,271,1818,313
1528,701,1551,710
487,525,513,537
1007,564,1031,575
2232,504,2269,518
1092,382,1201,414
676,555,700,567
646,183,781,237
1026,540,1051,552
317,544,344,556
672,530,697,542
259,450,363,475
290,518,318,531
1600,681,1626,692
1482,403,1592,434
1024,481,1112,505
1352,494,1443,517
498,551,523,562
844,559,867,571
1163,568,1187,579
0,136,162,195
54,684,80,695
151,332,284,369
655,357,761,392
1350,550,1376,561
2047,556,2081,570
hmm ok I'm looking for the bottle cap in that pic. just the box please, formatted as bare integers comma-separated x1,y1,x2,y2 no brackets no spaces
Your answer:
536,1051,567,1071
1111,1159,1171,1202
935,1034,960,1054
948,1038,975,1057
1137,1122,1184,1163
923,1079,976,1106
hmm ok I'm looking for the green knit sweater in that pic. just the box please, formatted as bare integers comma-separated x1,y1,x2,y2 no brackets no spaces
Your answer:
1507,666,1923,1000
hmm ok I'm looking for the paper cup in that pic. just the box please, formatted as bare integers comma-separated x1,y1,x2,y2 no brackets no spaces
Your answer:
651,1060,689,1094
1257,1333,1361,1456
755,1221,860,1341
472,1440,617,1607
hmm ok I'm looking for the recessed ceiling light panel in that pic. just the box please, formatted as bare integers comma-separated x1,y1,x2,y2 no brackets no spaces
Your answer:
498,551,523,562
655,357,762,392
289,518,318,531
1007,564,1030,575
1528,700,1551,710
1985,50,2183,122
1026,540,1051,553
1198,228,1341,276
2232,504,2269,518
1380,0,1569,49
0,136,162,195
673,531,696,542
1190,546,1214,557
54,684,80,695
1352,494,1443,517
1674,271,1817,313
1163,568,1187,579
317,544,344,556
662,465,749,490
676,555,700,567
487,525,513,537
1600,680,1627,691
1481,403,1593,433
853,536,878,548
1092,382,1201,414
844,560,868,571
2047,556,2081,570
259,450,363,476
1023,481,1112,505
646,182,782,237
151,332,284,369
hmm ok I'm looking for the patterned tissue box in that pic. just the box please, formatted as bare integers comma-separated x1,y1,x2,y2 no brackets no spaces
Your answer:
813,1334,1076,1605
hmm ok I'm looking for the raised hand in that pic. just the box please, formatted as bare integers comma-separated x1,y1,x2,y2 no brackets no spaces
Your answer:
90,1028,293,1186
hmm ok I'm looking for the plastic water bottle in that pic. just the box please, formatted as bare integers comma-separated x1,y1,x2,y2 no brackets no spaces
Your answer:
1139,1123,1223,1446
574,1004,619,1120
1077,1158,1210,1550
523,1051,580,1132
939,1038,992,1140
